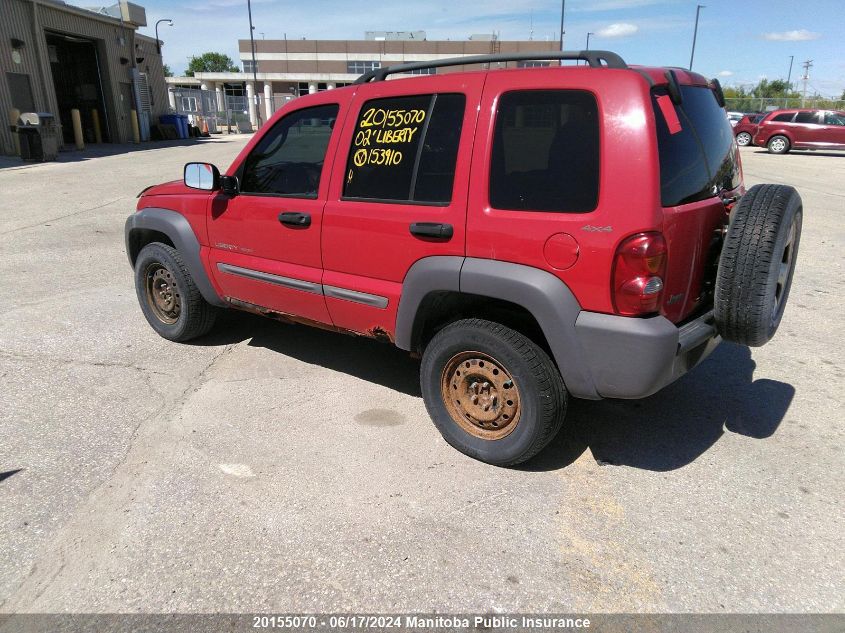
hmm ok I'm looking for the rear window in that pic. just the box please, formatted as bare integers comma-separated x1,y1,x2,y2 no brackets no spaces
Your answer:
490,90,599,213
652,85,741,207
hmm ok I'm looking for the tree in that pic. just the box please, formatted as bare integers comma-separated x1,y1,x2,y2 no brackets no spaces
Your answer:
750,78,799,99
185,52,239,77
841,88,845,101
162,64,172,77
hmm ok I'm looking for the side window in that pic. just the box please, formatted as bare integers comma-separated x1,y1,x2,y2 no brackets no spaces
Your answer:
343,93,465,204
240,104,339,197
772,113,795,122
490,90,599,213
824,112,845,126
795,111,819,124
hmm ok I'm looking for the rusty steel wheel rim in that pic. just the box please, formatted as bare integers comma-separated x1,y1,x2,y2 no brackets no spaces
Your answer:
440,351,521,440
144,262,181,324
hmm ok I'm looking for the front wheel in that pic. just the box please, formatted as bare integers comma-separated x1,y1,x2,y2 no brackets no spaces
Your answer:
420,319,567,466
134,242,219,341
735,131,752,146
767,135,790,154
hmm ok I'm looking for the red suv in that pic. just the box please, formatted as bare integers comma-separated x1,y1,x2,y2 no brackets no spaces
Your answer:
126,51,803,465
753,108,845,153
734,113,764,146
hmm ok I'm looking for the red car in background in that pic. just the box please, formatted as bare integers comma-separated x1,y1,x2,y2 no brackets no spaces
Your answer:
734,113,765,146
753,109,845,153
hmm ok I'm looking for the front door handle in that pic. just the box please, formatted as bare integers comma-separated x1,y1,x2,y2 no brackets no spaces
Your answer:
409,222,453,239
278,212,311,228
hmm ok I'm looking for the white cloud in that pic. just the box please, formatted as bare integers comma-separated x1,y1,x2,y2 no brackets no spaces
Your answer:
719,70,734,77
763,29,821,42
597,23,639,38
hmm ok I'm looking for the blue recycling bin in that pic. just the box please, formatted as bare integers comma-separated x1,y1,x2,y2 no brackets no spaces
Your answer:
176,114,189,139
160,114,188,139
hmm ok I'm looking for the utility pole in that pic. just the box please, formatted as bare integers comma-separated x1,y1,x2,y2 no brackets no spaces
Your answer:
689,4,705,71
801,59,813,107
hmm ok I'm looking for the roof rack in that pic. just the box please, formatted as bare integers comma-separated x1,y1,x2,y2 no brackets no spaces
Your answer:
353,50,627,84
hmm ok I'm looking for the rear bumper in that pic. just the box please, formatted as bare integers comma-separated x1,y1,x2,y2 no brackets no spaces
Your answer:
574,309,720,399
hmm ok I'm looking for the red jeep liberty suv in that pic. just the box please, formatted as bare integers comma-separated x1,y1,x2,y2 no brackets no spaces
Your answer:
126,51,803,465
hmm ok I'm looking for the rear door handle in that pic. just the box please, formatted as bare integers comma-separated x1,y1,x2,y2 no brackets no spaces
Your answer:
409,222,453,240
278,212,311,228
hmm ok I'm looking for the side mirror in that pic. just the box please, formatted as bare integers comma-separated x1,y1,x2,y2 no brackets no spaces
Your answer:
220,175,240,196
184,162,220,191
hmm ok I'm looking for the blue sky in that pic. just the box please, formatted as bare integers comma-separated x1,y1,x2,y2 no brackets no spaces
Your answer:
122,0,843,97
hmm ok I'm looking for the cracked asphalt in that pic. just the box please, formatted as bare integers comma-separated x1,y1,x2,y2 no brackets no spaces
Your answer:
0,137,842,613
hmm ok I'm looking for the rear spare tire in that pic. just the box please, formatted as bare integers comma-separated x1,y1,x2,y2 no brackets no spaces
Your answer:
715,184,802,346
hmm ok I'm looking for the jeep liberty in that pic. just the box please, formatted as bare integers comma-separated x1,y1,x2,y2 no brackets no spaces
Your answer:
125,51,802,465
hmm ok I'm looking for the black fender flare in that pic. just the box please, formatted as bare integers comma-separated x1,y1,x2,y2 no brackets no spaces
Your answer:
395,256,600,400
124,207,226,307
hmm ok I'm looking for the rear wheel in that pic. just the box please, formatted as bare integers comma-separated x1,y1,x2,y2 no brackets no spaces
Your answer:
134,242,219,341
767,135,790,154
735,131,752,146
715,184,802,346
420,319,566,466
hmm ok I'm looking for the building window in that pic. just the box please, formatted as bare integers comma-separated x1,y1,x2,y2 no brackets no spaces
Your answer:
403,67,436,75
343,93,466,204
180,96,198,112
347,60,381,74
516,61,550,68
490,90,599,213
243,60,258,73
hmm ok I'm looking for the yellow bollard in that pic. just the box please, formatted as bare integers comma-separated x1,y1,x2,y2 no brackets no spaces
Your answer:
130,109,140,144
70,108,84,150
9,108,20,156
91,109,102,143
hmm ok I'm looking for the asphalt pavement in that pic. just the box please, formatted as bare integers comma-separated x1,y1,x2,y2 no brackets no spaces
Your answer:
0,137,842,613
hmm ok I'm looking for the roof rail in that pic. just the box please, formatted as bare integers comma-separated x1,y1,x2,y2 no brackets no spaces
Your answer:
353,50,627,84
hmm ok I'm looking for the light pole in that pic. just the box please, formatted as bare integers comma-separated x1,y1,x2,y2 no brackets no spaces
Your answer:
786,55,794,89
689,4,705,71
154,18,172,56
558,0,566,50
246,0,261,127
584,32,594,66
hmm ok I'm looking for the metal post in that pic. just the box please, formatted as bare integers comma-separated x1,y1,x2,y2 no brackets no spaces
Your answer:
585,32,593,65
155,19,172,56
689,4,705,71
247,0,262,127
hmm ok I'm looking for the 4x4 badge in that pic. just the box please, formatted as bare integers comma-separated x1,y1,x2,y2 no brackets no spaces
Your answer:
581,225,613,232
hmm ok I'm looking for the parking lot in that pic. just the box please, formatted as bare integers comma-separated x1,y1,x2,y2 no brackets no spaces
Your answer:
0,137,842,613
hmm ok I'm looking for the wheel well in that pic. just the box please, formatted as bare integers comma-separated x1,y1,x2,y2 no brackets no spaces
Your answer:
412,292,553,360
127,229,174,264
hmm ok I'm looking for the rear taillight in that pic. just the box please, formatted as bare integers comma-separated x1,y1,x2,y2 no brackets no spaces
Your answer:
612,232,668,316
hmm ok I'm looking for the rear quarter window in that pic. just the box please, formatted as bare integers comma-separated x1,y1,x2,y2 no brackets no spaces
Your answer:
490,90,599,213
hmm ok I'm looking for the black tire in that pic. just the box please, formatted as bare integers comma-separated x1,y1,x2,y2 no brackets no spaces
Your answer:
735,131,752,146
420,318,567,466
134,242,219,341
715,184,802,347
767,135,790,154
